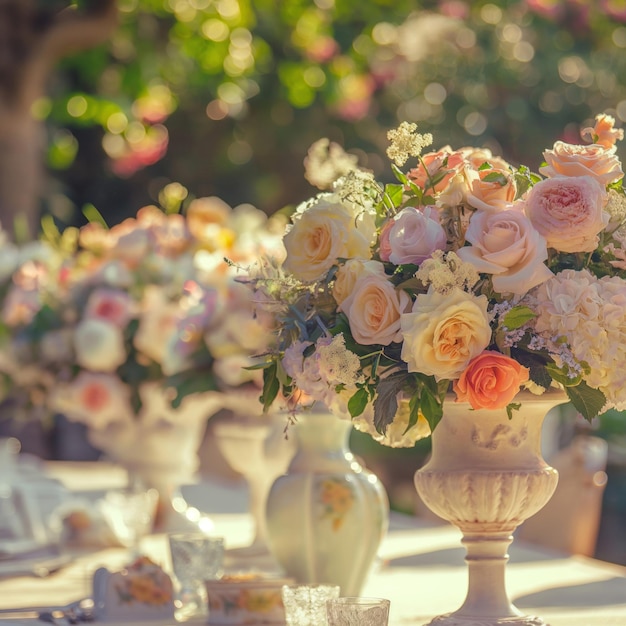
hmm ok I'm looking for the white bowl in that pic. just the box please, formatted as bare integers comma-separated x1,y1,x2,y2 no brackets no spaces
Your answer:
205,575,294,625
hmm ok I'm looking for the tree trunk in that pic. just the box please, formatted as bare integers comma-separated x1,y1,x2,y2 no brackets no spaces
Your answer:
0,0,118,240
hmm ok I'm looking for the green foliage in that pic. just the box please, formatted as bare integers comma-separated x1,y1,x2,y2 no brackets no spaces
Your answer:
42,0,626,229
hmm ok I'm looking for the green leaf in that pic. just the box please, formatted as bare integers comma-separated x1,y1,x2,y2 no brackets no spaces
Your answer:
384,183,404,208
390,163,408,184
348,387,369,418
82,203,109,228
420,385,444,433
503,305,536,330
167,375,219,409
506,402,521,420
566,382,606,422
373,370,407,434
262,362,280,411
546,363,582,387
482,171,508,186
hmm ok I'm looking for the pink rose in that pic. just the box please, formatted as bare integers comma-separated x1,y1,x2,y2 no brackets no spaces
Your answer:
524,175,608,253
378,219,393,262
51,372,133,430
540,140,624,186
85,288,134,327
457,208,553,295
453,351,530,410
340,274,410,345
384,206,447,265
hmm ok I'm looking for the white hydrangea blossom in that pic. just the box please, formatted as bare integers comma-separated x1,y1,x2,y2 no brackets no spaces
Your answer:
532,269,626,411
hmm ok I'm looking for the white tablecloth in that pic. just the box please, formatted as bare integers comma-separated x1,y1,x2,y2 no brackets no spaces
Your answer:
0,462,625,626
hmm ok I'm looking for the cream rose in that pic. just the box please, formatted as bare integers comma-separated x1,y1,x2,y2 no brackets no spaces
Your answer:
457,208,553,295
524,175,609,253
384,206,447,265
540,140,624,186
465,166,517,212
400,288,492,380
74,318,127,372
332,259,387,305
283,194,376,282
340,274,410,345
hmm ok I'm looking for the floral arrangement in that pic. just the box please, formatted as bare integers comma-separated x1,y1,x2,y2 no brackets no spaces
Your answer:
249,113,626,447
0,196,283,439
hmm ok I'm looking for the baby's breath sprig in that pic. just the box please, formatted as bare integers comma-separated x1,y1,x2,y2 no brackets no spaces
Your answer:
386,121,433,167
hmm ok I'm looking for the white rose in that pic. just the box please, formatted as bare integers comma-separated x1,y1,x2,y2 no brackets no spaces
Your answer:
340,274,410,345
332,259,387,305
400,288,491,380
283,193,376,282
74,319,127,372
457,207,553,295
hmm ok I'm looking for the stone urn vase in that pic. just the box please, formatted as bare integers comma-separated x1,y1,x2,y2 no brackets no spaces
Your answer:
414,389,568,626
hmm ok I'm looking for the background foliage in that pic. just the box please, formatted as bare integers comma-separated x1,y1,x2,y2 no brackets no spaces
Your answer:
43,0,626,229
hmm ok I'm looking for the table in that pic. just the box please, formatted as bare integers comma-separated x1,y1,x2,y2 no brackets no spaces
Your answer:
1,462,625,625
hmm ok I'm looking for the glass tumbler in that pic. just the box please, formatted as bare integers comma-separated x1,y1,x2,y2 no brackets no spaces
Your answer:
326,596,391,626
281,584,340,626
168,533,225,621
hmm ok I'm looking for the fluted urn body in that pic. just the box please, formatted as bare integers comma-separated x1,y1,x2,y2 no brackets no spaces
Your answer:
414,390,567,626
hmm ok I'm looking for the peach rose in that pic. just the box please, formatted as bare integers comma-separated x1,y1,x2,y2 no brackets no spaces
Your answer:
400,288,492,380
332,259,387,305
457,208,553,294
581,114,624,150
383,206,447,265
465,166,517,212
524,175,608,253
407,147,466,196
340,274,410,345
461,147,514,172
453,350,530,410
540,140,624,186
283,194,376,282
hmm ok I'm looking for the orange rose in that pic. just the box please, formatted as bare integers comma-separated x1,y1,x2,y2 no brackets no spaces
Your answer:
453,350,529,410
540,140,624,186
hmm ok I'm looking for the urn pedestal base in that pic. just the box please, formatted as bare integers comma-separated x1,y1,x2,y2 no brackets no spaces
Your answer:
414,391,567,626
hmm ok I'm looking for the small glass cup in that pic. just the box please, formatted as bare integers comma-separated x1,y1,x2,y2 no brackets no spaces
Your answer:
326,596,391,626
101,486,158,558
281,583,340,626
168,533,225,621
